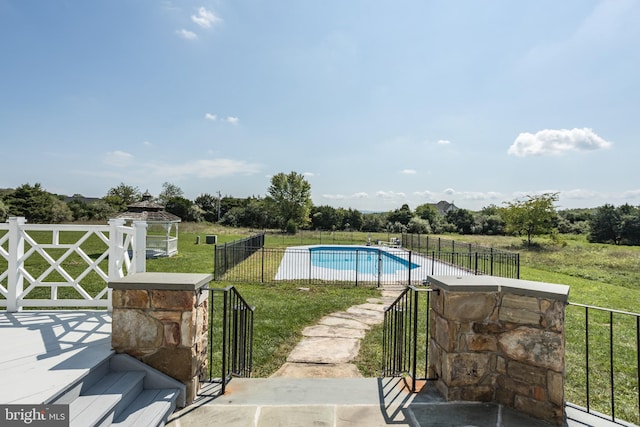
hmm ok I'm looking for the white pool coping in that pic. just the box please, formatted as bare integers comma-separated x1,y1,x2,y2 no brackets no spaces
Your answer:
274,245,469,283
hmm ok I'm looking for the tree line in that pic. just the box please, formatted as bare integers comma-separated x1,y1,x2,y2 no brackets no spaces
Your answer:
1,173,639,247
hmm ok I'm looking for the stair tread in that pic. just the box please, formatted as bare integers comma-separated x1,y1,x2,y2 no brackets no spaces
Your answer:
70,371,145,427
112,388,180,427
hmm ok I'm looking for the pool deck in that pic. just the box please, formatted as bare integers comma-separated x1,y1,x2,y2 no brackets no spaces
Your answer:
275,245,469,282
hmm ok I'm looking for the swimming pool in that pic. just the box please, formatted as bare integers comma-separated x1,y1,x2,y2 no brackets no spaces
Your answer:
309,246,418,274
274,245,427,283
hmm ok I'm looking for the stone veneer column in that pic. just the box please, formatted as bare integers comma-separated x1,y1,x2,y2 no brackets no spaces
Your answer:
427,275,569,426
108,272,212,405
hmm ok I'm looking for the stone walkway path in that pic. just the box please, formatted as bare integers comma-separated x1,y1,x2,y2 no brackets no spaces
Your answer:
270,285,404,378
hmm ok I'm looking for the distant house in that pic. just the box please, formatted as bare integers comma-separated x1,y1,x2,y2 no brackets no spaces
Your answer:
431,200,458,216
113,191,181,258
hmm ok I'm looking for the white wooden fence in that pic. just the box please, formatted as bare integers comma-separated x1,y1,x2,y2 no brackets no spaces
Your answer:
0,217,147,312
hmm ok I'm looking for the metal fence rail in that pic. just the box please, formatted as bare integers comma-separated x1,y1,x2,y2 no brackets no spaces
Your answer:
566,302,640,425
206,285,254,395
214,245,520,285
382,285,437,392
214,233,265,280
403,234,520,279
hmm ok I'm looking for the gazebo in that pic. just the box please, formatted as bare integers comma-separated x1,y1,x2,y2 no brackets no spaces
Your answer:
114,191,181,258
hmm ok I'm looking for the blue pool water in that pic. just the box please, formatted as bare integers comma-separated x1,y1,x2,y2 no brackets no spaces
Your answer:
309,246,418,275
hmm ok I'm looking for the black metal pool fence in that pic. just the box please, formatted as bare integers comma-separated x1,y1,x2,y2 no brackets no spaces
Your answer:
214,233,519,284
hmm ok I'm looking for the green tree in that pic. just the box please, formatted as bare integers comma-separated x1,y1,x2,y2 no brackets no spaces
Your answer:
415,203,440,223
266,171,312,232
165,196,194,221
621,208,640,245
158,182,184,205
361,214,385,232
446,208,475,235
0,199,8,222
500,193,559,246
311,205,340,230
194,193,219,222
51,198,74,223
4,183,59,223
339,208,363,231
91,200,118,220
387,204,413,226
588,204,622,244
589,204,640,245
104,183,141,212
407,217,431,234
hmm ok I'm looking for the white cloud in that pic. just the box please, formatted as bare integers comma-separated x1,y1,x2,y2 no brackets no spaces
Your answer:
622,189,640,200
176,29,197,40
148,158,261,179
437,139,451,145
508,128,612,157
413,190,436,199
562,189,599,200
400,169,417,175
205,114,239,124
143,141,152,147
322,192,369,200
376,191,406,200
104,150,134,167
303,172,315,177
414,189,502,205
191,7,221,28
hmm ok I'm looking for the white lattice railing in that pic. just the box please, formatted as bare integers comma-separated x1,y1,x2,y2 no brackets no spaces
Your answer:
0,217,147,311
146,235,178,257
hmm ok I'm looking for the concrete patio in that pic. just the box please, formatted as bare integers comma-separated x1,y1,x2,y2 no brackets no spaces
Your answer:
0,310,630,426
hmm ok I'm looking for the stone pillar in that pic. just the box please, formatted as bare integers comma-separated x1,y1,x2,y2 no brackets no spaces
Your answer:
428,275,569,426
109,272,212,405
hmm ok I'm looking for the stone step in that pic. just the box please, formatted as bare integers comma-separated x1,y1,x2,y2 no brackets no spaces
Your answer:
287,337,361,364
52,353,184,427
318,315,370,330
302,324,366,339
112,388,180,427
69,371,145,427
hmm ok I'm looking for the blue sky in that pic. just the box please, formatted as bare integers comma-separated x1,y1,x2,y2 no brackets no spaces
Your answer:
1,1,639,212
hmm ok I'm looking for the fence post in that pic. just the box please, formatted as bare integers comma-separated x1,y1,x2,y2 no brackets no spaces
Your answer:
108,219,125,282
7,217,26,312
490,248,494,276
431,251,435,275
133,221,147,274
355,249,359,287
474,252,479,275
377,249,382,288
107,219,126,311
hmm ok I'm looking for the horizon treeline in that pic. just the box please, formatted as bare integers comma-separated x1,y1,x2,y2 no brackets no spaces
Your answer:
1,182,640,247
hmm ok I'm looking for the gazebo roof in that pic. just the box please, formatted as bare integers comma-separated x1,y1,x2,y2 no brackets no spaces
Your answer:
114,210,181,223
114,191,181,223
